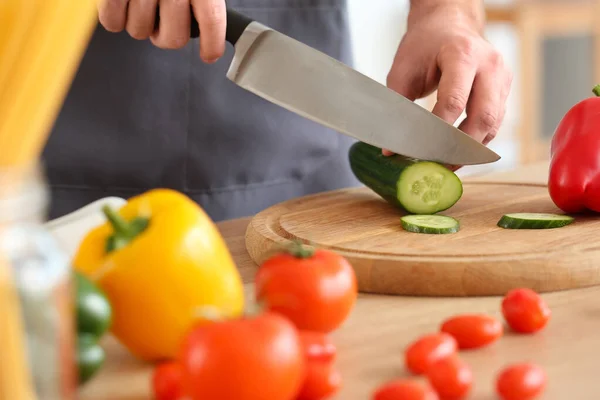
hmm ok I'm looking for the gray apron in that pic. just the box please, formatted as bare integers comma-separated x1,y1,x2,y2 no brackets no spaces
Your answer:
42,0,359,221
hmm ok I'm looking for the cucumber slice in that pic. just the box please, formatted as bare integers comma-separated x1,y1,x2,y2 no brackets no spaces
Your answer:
349,142,463,214
397,162,463,214
400,215,460,234
497,213,574,229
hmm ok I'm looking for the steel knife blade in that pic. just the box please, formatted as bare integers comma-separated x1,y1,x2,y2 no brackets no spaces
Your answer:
159,8,501,165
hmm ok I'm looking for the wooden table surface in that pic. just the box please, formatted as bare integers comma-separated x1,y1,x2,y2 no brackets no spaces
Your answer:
80,160,600,400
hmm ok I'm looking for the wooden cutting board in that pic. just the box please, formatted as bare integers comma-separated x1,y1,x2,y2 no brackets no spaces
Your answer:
245,181,600,296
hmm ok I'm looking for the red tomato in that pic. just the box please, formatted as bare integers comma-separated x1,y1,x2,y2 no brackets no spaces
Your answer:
296,361,342,400
496,363,547,400
501,288,551,334
299,331,337,363
373,379,440,400
296,331,341,399
152,361,184,400
405,333,458,375
179,312,305,400
255,245,358,333
425,355,473,400
440,314,503,349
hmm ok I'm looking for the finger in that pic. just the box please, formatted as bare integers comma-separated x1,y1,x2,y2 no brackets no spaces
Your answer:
98,0,128,32
191,0,227,63
431,52,478,126
126,0,158,40
482,108,502,145
483,74,509,145
483,67,512,144
457,69,501,143
150,0,190,49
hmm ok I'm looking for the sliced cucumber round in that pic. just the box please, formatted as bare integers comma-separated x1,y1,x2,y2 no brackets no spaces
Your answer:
397,162,463,215
401,215,460,234
497,213,574,229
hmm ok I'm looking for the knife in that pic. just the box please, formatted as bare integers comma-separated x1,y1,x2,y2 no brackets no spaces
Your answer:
155,8,500,165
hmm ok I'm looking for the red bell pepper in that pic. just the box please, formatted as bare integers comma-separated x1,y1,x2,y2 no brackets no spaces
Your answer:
548,84,600,213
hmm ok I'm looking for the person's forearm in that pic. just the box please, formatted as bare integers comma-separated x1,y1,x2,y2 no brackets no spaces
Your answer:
408,0,485,32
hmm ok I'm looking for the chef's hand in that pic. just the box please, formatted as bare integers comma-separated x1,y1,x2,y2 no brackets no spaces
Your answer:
385,1,512,154
97,0,227,63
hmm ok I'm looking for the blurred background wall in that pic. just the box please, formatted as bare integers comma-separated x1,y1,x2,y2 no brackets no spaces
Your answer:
347,0,599,177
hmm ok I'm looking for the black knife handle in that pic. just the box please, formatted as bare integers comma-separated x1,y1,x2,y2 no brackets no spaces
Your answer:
225,8,253,45
153,7,253,45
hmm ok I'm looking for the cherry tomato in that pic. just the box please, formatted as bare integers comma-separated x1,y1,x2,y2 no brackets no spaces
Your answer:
373,379,439,400
299,331,337,363
496,363,547,400
296,361,342,400
440,314,503,349
405,333,458,375
501,288,551,334
296,331,341,399
425,355,472,400
255,244,358,333
179,312,305,400
152,361,184,400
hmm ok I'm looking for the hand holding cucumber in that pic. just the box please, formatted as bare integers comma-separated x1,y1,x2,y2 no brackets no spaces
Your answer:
384,1,512,156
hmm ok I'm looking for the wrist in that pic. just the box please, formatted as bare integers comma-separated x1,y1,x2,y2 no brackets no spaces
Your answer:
407,0,485,33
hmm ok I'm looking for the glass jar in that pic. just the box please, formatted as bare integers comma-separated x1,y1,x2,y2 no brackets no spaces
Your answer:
0,163,76,400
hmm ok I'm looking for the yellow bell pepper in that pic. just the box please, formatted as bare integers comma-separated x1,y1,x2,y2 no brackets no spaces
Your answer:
72,189,245,361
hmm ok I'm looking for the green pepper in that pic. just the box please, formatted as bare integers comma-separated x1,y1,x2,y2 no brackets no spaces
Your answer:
77,333,106,384
74,270,112,385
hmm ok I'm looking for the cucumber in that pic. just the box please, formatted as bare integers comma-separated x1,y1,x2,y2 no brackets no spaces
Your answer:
349,142,463,214
497,213,574,229
401,215,460,234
